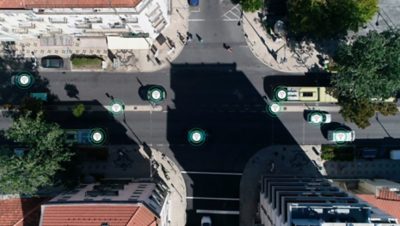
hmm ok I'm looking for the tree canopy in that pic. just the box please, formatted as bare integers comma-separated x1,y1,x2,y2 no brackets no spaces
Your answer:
287,0,378,38
240,0,263,12
331,30,400,128
0,112,72,195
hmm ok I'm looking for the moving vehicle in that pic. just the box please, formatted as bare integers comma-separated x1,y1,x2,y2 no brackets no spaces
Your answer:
201,216,211,226
277,86,395,103
328,130,355,143
307,111,331,124
390,150,400,160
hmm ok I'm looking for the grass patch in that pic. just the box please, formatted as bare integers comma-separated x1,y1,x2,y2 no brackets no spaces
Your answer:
71,55,102,69
321,144,355,161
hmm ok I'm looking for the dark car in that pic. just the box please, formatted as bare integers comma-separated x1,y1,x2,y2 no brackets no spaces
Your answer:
41,56,64,68
189,0,199,6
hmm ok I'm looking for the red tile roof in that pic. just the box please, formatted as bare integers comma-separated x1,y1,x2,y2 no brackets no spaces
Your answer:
0,198,49,226
0,0,142,9
377,187,400,201
41,204,158,226
357,194,400,221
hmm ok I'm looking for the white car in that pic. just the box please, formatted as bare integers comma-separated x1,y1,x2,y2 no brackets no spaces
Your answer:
201,216,212,226
328,130,355,142
307,111,332,124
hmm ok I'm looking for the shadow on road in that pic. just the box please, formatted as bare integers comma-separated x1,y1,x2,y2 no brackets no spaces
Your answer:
167,63,303,225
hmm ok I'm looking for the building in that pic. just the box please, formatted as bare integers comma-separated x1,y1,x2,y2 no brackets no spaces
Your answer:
0,197,49,226
40,179,170,226
259,176,399,226
0,0,170,41
344,179,400,221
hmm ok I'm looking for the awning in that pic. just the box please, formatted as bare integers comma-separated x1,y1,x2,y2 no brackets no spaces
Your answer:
106,36,152,50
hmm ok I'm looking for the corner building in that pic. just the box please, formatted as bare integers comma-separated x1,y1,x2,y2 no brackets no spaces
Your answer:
259,176,399,226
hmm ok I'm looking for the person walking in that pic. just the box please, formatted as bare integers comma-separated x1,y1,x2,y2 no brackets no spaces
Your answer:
223,43,233,52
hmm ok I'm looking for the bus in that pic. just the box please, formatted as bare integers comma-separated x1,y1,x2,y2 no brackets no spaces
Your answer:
277,87,395,103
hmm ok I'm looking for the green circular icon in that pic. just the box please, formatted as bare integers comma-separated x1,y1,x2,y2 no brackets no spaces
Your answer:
109,99,125,115
309,112,323,124
329,129,355,144
274,87,287,102
14,72,34,89
89,128,106,145
267,102,281,117
147,85,166,104
188,128,207,146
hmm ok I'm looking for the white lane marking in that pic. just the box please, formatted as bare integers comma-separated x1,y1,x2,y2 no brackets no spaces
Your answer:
181,171,242,176
190,7,200,13
223,18,240,22
222,4,241,21
196,209,240,215
187,196,239,201
188,18,205,21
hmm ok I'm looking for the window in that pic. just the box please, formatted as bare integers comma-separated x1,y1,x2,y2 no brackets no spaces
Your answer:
302,92,314,97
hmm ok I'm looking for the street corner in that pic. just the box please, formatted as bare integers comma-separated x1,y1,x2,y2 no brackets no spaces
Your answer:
148,146,187,226
241,11,322,73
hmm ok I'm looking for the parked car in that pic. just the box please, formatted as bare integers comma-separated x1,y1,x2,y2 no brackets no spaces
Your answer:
390,150,400,160
189,0,199,6
41,56,64,68
328,130,355,142
307,111,331,124
361,148,377,159
201,216,211,226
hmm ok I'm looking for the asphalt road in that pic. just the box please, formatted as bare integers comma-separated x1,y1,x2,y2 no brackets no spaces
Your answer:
1,0,400,225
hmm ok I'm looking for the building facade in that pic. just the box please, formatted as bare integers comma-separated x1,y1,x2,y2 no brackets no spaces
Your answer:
259,176,399,226
40,179,170,226
0,0,170,41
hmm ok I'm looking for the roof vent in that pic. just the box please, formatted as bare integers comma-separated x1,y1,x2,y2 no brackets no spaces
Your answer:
101,223,109,226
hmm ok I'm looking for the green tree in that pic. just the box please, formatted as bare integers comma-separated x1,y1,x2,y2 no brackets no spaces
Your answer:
287,0,378,38
338,98,397,129
0,112,72,195
72,103,85,118
240,0,263,12
331,30,400,128
333,30,400,100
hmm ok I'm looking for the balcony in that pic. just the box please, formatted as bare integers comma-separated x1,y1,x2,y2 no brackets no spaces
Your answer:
12,28,29,34
27,17,44,22
19,22,35,28
75,23,92,29
110,22,126,29
47,28,63,34
49,17,67,24
85,17,102,23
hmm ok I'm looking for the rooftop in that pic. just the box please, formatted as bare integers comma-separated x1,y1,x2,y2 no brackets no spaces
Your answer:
357,194,400,221
41,203,158,226
0,197,49,226
0,0,142,9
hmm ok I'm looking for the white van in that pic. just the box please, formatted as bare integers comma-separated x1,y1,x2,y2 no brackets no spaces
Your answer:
390,150,400,160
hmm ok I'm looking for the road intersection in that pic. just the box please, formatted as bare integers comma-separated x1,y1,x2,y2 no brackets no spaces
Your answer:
1,0,400,225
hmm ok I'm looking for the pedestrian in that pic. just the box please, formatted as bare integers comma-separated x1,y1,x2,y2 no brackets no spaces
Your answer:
195,33,203,43
223,43,232,52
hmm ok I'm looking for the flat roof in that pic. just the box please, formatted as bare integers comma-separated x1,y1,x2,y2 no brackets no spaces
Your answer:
0,0,142,9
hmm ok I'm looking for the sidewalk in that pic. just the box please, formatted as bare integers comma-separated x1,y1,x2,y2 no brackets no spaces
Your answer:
8,0,189,73
242,11,321,73
150,146,187,226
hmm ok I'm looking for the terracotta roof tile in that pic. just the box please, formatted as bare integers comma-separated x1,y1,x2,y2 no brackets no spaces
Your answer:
0,0,142,9
0,198,49,226
357,194,400,221
41,204,158,226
